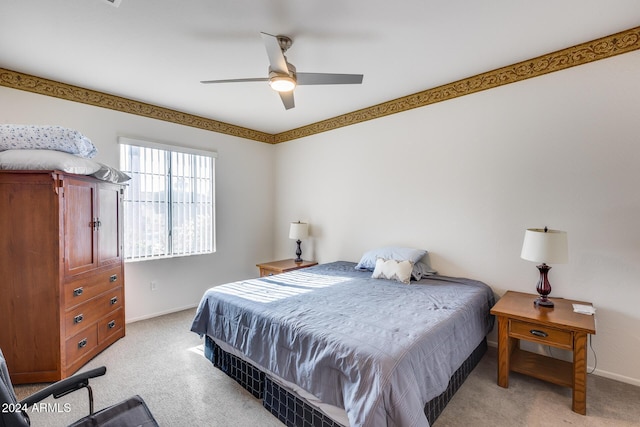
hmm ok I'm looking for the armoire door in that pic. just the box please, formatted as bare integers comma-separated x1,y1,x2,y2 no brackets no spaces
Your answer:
64,177,97,276
97,183,123,267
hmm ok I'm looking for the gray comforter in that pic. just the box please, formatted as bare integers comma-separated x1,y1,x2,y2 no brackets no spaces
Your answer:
191,261,494,427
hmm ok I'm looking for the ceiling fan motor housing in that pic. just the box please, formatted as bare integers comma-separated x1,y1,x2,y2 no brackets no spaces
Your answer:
268,62,296,78
276,35,293,53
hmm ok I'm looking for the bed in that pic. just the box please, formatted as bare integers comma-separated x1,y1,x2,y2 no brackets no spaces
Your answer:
191,257,495,427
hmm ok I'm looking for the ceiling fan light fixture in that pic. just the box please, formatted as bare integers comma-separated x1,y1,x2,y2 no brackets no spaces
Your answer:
269,75,296,92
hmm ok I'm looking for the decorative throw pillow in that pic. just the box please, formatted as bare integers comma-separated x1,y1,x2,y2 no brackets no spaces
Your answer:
371,258,414,284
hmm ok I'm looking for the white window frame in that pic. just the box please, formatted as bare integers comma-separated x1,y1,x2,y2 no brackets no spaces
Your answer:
119,136,216,262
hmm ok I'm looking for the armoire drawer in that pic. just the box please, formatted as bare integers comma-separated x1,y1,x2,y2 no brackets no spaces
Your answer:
65,325,98,366
98,308,125,343
64,287,124,336
63,267,122,310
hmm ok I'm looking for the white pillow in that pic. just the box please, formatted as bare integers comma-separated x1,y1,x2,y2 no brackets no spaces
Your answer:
355,246,427,271
0,124,98,158
371,258,413,284
0,149,101,175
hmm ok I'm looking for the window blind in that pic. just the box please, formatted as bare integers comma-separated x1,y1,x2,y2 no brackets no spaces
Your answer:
119,137,215,261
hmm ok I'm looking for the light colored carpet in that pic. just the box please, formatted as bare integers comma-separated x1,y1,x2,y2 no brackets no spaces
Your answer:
13,309,640,426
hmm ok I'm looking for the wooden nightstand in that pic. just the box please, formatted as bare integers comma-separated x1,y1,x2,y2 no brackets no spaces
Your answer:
490,291,596,415
256,259,318,277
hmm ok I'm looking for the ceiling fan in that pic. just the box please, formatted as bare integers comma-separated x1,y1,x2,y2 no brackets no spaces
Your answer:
201,32,364,110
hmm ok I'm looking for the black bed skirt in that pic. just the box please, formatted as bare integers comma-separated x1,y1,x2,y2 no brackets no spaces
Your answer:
204,336,487,426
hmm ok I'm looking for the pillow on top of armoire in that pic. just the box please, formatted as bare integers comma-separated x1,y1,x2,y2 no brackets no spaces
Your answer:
0,124,98,158
0,149,101,175
91,163,131,183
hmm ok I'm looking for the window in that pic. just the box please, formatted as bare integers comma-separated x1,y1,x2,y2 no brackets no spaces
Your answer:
119,137,215,261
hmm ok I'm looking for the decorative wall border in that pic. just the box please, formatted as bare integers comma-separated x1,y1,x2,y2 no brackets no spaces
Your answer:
0,68,274,144
273,25,640,143
2,26,639,145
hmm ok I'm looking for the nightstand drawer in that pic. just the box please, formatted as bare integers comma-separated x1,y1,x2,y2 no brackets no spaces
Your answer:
510,320,573,349
259,267,277,277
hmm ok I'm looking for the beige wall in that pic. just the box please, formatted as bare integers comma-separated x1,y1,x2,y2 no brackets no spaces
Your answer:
273,50,640,385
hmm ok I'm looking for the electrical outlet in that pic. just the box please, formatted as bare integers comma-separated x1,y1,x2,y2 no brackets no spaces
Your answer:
150,281,158,291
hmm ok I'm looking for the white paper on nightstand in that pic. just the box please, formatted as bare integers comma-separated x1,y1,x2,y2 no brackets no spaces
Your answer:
572,304,596,315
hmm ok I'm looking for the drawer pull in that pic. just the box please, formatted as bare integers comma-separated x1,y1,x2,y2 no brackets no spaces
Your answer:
108,320,116,329
78,338,88,349
110,296,118,305
110,274,118,282
73,287,84,297
74,314,84,324
529,329,548,338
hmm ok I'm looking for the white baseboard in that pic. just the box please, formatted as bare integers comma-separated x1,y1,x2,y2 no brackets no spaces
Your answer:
588,368,640,387
126,304,198,324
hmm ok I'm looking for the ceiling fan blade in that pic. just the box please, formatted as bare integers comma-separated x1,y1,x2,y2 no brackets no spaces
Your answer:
296,73,363,85
260,32,289,75
279,91,295,110
201,77,268,84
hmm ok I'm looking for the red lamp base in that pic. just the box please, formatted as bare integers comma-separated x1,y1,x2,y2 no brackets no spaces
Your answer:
534,263,554,308
534,295,554,307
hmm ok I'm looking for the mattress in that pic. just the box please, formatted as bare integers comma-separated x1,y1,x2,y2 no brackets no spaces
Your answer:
191,261,494,427
204,335,488,426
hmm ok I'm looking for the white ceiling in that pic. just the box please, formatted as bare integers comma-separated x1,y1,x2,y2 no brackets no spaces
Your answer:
2,0,639,134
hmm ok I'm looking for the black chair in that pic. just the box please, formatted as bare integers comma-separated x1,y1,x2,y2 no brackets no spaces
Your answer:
1,349,158,427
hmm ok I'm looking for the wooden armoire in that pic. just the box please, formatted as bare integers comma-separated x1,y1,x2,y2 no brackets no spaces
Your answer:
0,170,125,384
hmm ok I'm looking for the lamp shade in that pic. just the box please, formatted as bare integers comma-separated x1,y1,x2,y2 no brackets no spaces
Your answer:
521,228,568,264
289,222,308,240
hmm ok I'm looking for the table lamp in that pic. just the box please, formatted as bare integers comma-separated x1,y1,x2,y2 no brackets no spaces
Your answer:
289,221,308,263
520,227,568,307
